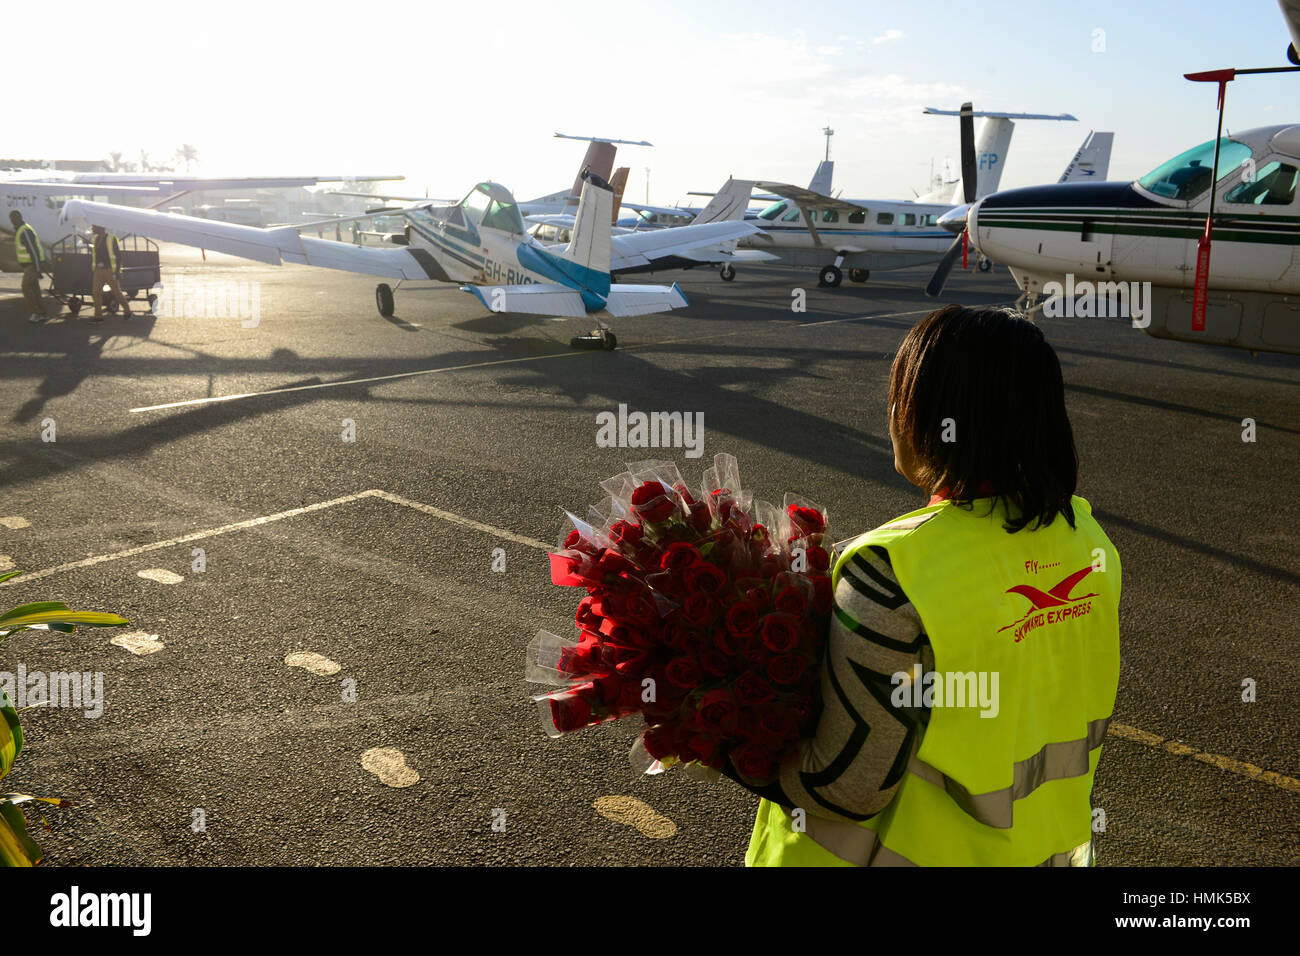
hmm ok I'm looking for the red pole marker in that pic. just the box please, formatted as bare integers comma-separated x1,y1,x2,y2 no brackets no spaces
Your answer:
961,229,968,270
1184,69,1236,333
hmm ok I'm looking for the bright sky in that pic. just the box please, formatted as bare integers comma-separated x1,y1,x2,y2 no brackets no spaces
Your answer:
8,0,1297,205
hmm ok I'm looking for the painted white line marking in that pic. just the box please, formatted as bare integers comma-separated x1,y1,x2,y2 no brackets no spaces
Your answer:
0,489,548,588
112,630,165,655
369,490,550,551
592,795,677,839
137,568,184,585
284,651,341,676
0,555,13,572
361,747,419,788
0,517,31,529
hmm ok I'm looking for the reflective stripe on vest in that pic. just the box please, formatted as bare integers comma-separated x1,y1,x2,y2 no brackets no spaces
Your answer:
15,223,39,264
905,715,1112,830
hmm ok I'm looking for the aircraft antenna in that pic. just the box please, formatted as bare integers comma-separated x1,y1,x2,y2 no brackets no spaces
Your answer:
823,126,835,161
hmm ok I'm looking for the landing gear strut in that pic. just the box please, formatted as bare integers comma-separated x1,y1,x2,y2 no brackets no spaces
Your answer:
571,320,618,350
719,264,736,281
375,283,395,317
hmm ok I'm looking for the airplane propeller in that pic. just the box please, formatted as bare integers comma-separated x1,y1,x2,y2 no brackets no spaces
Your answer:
925,102,977,298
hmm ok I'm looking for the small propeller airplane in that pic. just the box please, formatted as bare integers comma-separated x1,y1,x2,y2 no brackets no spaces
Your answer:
1,171,400,274
61,170,758,349
733,106,1106,288
940,0,1300,356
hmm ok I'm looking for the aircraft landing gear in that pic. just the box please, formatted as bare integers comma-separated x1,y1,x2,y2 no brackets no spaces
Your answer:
818,265,843,288
849,268,869,283
719,264,736,281
977,257,992,273
571,321,618,350
375,283,395,317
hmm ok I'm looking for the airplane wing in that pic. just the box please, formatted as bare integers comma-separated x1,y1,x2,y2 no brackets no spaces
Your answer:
609,220,760,271
753,182,868,214
60,199,450,281
61,174,403,190
1,179,160,197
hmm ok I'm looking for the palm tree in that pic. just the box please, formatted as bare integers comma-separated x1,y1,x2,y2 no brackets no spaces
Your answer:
174,144,199,172
104,151,124,172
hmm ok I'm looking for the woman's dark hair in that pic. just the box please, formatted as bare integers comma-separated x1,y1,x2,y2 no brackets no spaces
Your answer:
889,304,1078,533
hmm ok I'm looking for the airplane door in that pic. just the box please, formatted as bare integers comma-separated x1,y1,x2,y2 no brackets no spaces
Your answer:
1210,157,1298,287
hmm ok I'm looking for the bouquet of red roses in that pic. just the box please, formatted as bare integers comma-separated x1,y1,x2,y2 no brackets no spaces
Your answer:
526,453,831,784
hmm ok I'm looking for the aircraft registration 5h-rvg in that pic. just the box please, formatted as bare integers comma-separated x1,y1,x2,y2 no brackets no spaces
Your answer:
61,171,757,349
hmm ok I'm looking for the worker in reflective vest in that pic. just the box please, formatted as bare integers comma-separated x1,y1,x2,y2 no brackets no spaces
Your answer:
733,304,1121,866
10,210,48,323
90,225,132,320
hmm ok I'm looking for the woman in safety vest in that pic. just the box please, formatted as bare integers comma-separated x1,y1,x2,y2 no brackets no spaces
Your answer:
732,304,1122,867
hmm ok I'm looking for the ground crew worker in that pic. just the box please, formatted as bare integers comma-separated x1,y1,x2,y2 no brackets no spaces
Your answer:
90,225,132,320
10,210,48,323
731,304,1121,866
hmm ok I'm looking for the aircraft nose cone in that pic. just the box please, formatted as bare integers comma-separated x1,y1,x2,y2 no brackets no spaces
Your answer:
938,203,969,235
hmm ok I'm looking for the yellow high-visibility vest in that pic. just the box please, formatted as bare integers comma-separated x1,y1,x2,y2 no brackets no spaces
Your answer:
746,494,1121,867
91,233,119,271
14,222,41,265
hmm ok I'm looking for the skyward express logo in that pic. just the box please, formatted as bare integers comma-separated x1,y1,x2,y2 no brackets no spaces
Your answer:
999,565,1098,643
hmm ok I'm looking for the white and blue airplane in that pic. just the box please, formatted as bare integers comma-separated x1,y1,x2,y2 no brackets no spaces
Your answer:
737,106,1109,287
61,171,759,349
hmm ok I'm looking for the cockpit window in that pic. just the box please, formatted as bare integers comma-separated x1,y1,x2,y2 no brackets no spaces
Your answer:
1138,138,1253,201
1224,160,1298,206
781,208,802,222
461,186,490,224
482,197,524,233
758,201,788,220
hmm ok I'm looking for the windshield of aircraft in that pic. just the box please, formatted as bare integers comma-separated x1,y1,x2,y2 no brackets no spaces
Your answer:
1138,138,1253,201
460,183,525,233
758,200,788,220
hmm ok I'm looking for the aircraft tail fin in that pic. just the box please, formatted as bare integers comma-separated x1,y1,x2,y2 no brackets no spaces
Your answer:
565,142,617,209
609,167,629,224
559,172,613,282
974,117,1016,198
1058,131,1114,182
692,178,756,224
807,160,834,195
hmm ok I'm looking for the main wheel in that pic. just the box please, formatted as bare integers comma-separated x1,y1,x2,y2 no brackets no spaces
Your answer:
375,283,395,317
601,331,618,350
719,264,736,281
818,265,843,288
849,268,869,283
977,257,992,273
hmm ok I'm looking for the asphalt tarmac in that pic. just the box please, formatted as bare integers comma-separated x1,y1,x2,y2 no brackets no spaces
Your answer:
1,245,1296,866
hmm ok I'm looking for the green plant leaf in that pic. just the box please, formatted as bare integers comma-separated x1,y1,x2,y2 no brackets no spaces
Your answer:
3,793,70,808
0,602,70,624
0,610,129,637
0,571,22,585
0,800,41,866
0,702,20,781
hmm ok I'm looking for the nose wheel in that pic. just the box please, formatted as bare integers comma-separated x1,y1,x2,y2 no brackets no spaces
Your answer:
818,265,843,287
719,264,736,281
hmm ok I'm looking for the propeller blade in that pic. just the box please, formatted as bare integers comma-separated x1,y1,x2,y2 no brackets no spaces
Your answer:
959,102,977,205
926,232,966,297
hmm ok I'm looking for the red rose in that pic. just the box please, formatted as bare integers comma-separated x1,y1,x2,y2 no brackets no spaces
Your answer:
683,560,727,597
548,550,593,587
660,542,701,571
688,501,711,533
725,600,761,640
760,613,802,654
550,691,593,733
699,647,731,677
758,704,800,743
595,549,636,581
608,519,643,549
788,504,826,538
731,743,776,781
631,481,677,524
666,656,703,689
745,586,770,610
592,674,627,707
787,693,817,728
682,594,718,628
812,575,833,615
767,653,806,685
697,688,738,732
808,546,831,571
774,586,809,617
674,483,697,507
732,670,776,707
575,595,601,630
682,732,721,764
623,589,659,626
643,724,680,761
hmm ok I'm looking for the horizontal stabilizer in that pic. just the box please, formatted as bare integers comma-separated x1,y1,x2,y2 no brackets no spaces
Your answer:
461,283,589,317
602,283,689,317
